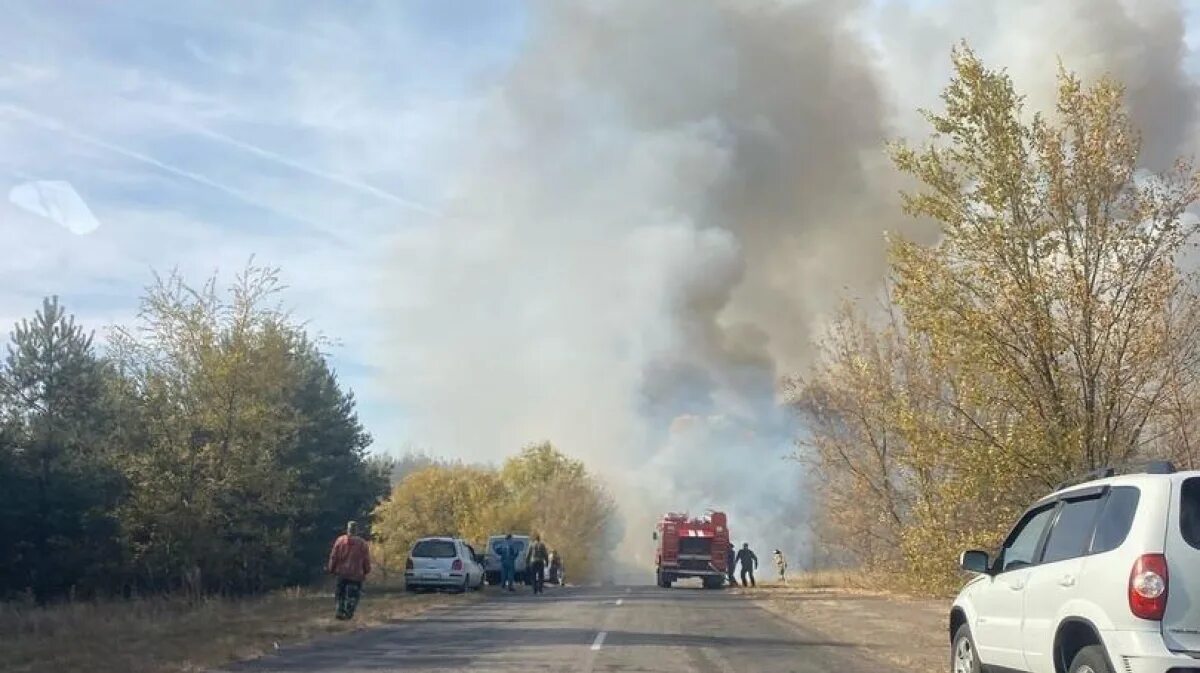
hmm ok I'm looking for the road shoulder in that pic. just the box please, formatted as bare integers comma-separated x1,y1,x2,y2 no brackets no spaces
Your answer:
739,584,946,673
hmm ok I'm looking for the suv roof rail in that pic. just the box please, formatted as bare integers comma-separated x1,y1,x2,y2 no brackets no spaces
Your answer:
1052,460,1177,491
1053,467,1115,492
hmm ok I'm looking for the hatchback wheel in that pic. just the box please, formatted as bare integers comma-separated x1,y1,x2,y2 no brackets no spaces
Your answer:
951,624,980,673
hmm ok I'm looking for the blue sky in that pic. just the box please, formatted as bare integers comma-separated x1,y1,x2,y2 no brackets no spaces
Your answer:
2,0,1199,463
0,1,528,451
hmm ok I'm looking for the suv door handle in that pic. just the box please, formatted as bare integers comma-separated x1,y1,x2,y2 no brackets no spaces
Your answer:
1007,580,1025,590
1058,575,1076,587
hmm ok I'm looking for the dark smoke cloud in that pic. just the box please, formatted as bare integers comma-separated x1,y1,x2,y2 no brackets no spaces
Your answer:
382,0,1200,570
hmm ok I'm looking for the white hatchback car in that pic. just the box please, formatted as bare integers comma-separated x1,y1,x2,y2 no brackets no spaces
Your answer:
950,461,1200,673
404,537,485,592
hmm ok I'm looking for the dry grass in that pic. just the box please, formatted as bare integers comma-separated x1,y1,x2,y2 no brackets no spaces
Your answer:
736,572,948,673
0,579,480,673
777,570,874,591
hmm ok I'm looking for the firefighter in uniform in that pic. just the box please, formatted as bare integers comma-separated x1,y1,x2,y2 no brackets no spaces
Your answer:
736,543,758,588
773,549,788,583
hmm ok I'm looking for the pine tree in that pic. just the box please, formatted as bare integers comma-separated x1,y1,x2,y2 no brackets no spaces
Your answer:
0,297,125,601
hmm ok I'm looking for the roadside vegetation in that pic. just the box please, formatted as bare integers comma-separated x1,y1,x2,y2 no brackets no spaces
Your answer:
1,578,466,673
792,45,1200,595
373,442,618,582
0,264,389,603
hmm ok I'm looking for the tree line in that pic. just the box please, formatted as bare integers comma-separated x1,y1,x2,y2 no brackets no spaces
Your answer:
373,442,618,582
0,264,389,602
791,46,1200,594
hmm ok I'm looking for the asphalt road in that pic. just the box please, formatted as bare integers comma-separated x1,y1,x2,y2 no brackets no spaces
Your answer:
219,584,887,673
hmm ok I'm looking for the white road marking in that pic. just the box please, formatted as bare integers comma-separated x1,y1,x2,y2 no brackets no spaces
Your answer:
591,631,607,651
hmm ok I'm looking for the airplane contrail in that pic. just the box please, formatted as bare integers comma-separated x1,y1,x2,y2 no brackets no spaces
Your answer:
168,117,442,217
0,103,354,243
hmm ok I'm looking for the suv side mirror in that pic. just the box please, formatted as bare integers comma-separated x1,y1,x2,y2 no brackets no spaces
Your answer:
652,531,658,541
959,550,991,574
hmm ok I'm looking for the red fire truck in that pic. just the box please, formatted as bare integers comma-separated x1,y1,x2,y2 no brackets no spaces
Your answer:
653,511,730,589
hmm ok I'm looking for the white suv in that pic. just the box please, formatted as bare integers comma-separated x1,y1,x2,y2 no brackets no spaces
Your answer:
950,461,1200,673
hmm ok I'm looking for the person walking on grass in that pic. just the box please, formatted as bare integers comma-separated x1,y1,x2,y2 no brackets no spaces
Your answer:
773,549,788,583
736,543,758,588
327,521,371,620
526,534,549,594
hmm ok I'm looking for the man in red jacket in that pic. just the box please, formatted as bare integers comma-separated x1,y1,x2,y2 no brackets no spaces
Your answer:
327,521,371,620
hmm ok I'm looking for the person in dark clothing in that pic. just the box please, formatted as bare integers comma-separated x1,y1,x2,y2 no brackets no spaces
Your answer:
499,534,519,591
525,534,550,594
736,543,758,588
725,543,736,585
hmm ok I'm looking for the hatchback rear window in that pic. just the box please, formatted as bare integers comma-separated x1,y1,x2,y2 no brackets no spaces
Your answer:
412,540,458,558
1180,478,1200,550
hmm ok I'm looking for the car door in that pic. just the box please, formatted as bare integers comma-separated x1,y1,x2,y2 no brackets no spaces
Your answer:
973,503,1058,671
463,542,482,587
1020,488,1105,673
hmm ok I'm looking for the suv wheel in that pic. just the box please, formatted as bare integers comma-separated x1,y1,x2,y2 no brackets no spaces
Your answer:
1068,645,1113,673
951,624,980,673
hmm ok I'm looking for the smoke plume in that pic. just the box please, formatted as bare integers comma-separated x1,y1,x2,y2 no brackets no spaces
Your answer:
381,0,1199,573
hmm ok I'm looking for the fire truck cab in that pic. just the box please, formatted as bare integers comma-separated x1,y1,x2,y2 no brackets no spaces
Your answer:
653,511,730,589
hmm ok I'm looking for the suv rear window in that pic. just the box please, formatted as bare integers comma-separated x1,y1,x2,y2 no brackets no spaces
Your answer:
1042,495,1103,563
1090,486,1139,554
1181,478,1200,550
412,540,458,558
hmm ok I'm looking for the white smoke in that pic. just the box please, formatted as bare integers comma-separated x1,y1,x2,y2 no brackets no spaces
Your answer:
380,0,1199,572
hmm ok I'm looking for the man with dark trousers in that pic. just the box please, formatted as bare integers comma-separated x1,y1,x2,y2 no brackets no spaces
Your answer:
736,542,758,588
525,534,549,594
327,521,371,619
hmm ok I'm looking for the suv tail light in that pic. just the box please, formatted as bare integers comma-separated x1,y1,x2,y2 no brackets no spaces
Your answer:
1129,553,1169,620
452,559,463,571
405,558,414,570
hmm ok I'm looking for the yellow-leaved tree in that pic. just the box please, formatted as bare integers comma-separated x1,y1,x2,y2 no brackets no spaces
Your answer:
372,442,617,581
794,44,1200,595
372,464,506,574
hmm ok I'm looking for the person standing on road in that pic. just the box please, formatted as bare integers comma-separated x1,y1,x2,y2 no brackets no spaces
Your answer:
526,534,549,594
725,543,736,586
773,549,787,583
326,521,371,620
736,543,758,588
548,549,562,585
499,534,519,592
